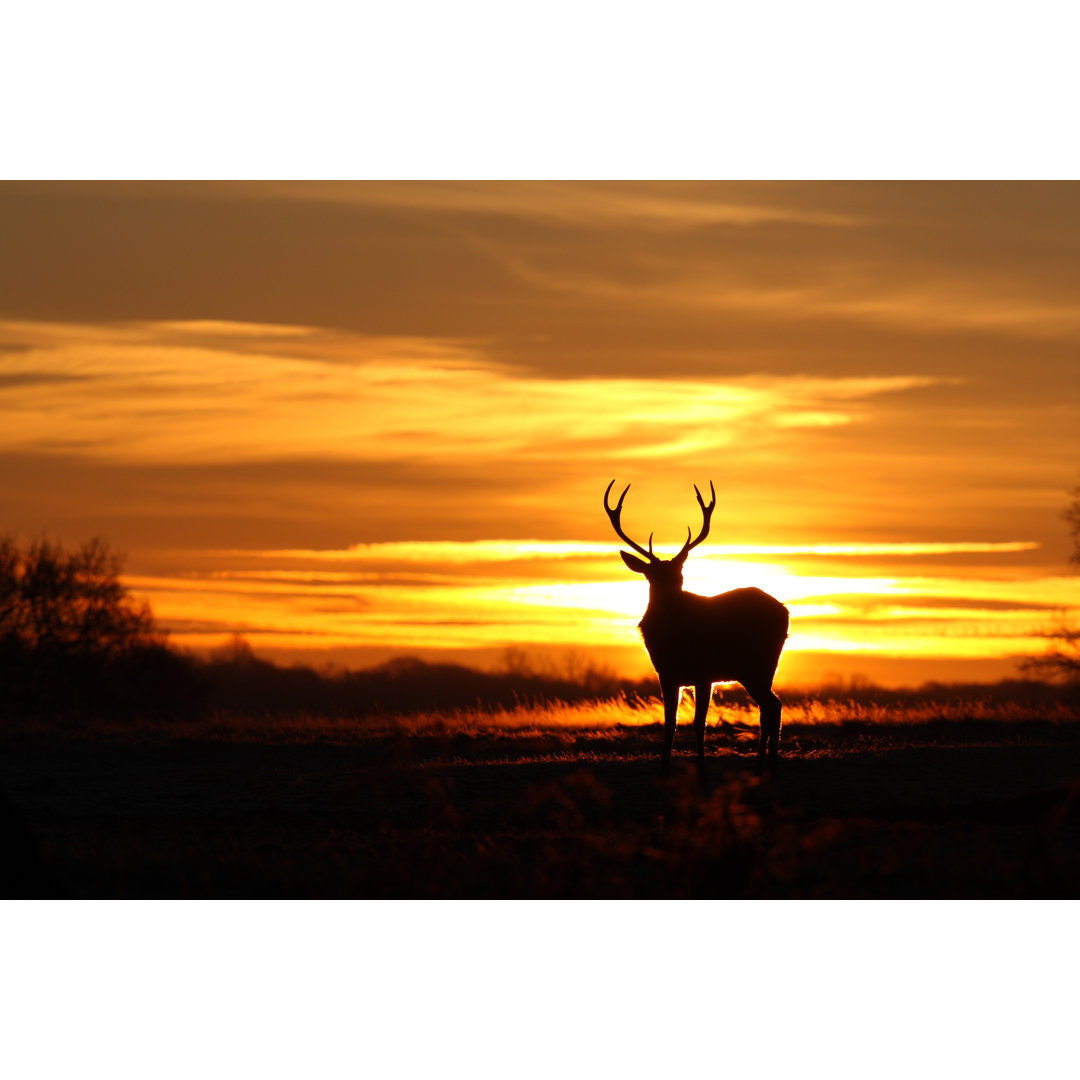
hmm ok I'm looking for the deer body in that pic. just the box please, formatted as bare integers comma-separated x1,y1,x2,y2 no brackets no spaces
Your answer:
606,481,789,777
638,585,789,690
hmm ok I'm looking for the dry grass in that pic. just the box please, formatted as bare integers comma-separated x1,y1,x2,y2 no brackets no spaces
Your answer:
4,692,1080,898
7,689,1078,744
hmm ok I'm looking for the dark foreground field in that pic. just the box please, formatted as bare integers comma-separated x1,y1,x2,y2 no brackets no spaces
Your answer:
4,696,1080,898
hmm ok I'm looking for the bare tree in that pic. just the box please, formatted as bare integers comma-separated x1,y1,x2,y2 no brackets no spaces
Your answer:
0,536,190,714
1020,480,1080,683
1020,623,1080,683
13,538,156,656
1066,478,1080,568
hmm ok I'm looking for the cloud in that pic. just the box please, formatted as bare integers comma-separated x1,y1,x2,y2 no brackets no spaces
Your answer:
263,181,864,230
210,539,1042,564
0,372,93,388
2,315,1073,565
1,319,964,469
7,182,1080,385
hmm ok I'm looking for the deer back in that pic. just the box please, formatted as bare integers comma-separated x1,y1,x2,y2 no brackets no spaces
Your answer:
639,586,789,687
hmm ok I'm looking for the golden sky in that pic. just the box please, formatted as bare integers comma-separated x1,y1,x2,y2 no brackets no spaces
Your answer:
2,182,1079,685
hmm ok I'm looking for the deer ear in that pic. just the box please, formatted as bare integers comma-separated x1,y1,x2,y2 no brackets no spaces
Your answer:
620,550,651,575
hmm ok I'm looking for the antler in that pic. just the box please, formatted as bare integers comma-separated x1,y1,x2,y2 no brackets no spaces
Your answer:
674,481,716,561
603,480,654,561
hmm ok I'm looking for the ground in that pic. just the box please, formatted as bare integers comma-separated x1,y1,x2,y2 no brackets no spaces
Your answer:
3,695,1080,898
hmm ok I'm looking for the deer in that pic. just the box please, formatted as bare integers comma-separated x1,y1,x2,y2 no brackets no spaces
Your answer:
604,479,790,779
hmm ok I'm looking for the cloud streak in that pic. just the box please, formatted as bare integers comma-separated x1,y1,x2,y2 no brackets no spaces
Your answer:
0,319,955,468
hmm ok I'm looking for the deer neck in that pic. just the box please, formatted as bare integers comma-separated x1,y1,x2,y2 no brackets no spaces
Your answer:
646,583,686,614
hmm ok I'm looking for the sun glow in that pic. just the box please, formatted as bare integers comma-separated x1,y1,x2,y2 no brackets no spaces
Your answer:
123,531,1080,683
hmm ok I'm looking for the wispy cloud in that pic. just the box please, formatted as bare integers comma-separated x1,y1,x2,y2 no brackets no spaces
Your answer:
207,539,1042,563
0,319,955,469
262,181,864,230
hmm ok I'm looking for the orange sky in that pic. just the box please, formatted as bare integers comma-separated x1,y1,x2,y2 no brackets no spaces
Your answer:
2,181,1079,685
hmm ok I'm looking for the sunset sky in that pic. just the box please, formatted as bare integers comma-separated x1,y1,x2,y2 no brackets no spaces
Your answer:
3,181,1080,685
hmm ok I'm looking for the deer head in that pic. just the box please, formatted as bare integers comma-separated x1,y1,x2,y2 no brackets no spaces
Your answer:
603,479,716,591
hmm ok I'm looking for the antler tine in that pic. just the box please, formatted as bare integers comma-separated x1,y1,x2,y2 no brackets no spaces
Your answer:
695,480,717,515
604,479,653,560
676,480,717,560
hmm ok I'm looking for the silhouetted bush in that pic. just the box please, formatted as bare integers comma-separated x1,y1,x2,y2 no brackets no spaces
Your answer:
0,536,200,717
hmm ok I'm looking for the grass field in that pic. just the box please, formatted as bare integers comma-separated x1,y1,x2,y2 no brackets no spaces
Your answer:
4,692,1080,898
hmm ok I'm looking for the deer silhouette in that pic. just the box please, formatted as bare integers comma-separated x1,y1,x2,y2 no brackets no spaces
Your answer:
604,480,790,778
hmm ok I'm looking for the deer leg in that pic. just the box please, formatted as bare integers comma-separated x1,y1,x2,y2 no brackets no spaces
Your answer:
660,681,680,776
757,707,768,773
764,688,783,771
693,683,711,781
743,682,771,777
